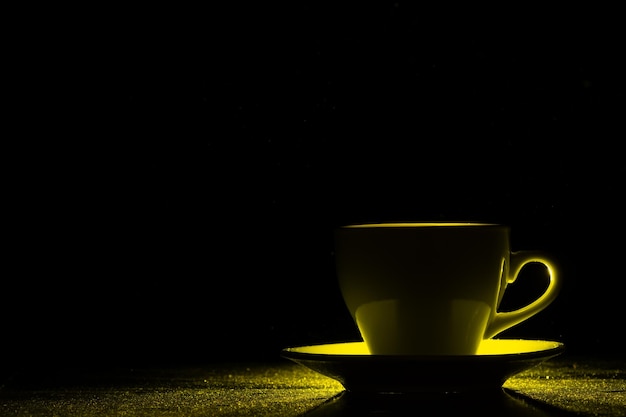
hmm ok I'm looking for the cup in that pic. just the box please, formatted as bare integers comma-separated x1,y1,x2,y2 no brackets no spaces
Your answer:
334,222,560,355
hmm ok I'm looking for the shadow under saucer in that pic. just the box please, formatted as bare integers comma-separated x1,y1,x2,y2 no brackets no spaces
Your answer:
302,388,579,417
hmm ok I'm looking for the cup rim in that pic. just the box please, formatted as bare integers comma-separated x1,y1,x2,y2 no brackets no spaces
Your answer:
340,222,503,228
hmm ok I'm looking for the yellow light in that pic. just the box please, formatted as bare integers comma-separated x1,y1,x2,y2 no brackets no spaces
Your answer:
477,339,562,355
287,339,562,356
292,342,370,355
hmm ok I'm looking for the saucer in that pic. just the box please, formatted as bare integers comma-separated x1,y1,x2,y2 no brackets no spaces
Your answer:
281,339,565,394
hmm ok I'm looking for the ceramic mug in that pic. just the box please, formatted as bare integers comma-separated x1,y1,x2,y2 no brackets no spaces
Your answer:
334,222,561,355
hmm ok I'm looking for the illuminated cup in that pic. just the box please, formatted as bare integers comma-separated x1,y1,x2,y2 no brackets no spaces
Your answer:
334,223,561,355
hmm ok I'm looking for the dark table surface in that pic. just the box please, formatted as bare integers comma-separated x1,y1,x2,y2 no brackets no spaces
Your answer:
1,352,624,416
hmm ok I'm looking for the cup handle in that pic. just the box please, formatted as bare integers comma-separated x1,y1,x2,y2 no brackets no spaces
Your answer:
484,250,561,339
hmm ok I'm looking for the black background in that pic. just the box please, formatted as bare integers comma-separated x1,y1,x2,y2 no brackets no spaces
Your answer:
6,4,625,370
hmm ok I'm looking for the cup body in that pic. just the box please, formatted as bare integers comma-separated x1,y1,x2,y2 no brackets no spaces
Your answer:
335,223,511,355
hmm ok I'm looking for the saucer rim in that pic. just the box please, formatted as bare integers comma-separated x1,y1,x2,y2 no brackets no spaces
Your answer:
281,339,566,361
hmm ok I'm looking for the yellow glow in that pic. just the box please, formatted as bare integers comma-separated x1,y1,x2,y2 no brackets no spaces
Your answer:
477,339,562,355
291,342,371,355
286,339,563,356
342,222,498,228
